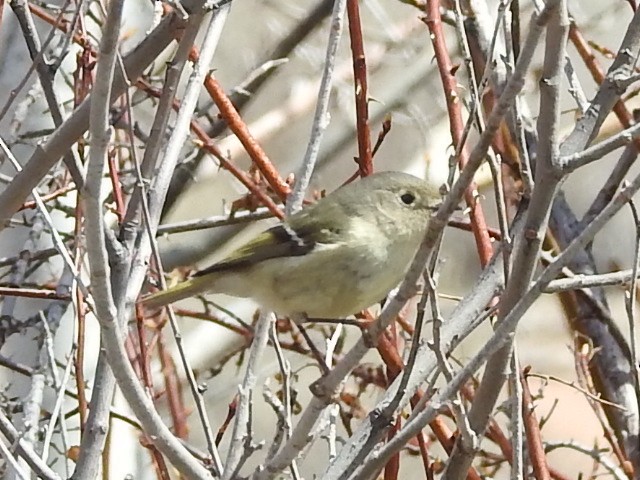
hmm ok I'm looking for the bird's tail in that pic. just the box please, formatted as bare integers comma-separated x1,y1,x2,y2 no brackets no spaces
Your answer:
139,275,215,310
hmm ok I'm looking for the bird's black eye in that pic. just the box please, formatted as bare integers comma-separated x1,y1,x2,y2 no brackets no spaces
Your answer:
400,192,416,205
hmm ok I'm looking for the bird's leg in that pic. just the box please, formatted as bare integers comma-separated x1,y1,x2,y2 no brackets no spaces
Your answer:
293,322,330,375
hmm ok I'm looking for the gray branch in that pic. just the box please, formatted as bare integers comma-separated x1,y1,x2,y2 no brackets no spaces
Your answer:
0,0,209,230
82,0,214,477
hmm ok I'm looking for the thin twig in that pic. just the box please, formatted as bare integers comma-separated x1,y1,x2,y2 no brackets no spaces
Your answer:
83,0,213,476
285,0,348,215
269,321,300,478
560,120,640,171
346,0,372,176
223,311,274,479
0,410,61,480
201,73,290,203
520,370,551,480
157,208,279,235
509,353,523,480
0,0,205,229
544,441,627,480
544,268,640,292
624,199,640,390
526,372,627,410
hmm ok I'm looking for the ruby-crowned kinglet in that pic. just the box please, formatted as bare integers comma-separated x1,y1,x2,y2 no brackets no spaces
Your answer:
142,171,441,318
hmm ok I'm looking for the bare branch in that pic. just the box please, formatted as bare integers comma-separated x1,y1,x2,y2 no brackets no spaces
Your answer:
0,0,206,229
0,410,61,480
82,1,214,477
223,312,274,478
285,0,347,215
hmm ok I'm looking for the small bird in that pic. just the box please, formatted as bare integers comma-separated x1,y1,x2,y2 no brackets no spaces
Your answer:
141,171,441,318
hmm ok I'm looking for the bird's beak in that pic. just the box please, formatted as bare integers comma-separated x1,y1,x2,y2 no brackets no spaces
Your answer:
427,203,442,212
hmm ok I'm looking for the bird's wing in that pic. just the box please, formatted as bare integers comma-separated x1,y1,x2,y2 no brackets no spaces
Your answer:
193,216,341,277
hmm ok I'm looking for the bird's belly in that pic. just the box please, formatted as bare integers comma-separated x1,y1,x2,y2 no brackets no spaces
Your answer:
247,241,418,318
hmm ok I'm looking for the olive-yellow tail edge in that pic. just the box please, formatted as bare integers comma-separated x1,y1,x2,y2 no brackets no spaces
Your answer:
139,275,214,310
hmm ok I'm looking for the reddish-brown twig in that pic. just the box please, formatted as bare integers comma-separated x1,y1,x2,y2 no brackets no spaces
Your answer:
521,369,552,480
173,308,252,337
423,1,494,267
137,79,284,219
372,116,392,158
0,286,69,300
384,417,401,480
189,48,290,202
107,140,126,224
134,314,155,396
158,331,190,439
29,3,83,45
216,396,238,446
18,185,75,211
448,219,502,240
139,435,172,480
73,198,89,432
375,326,483,480
347,0,373,177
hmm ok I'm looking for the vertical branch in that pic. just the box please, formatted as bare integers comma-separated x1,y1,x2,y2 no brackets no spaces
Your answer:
286,0,348,215
107,143,125,223
509,354,523,480
424,0,494,267
82,0,212,477
71,352,113,479
346,0,372,176
40,272,75,476
521,372,551,480
625,200,640,390
40,337,75,475
73,208,88,433
223,312,274,479
0,0,204,229
443,0,568,476
124,6,231,309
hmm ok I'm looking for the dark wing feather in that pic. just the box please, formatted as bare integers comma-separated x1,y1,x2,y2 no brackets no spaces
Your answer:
193,220,317,277
194,197,348,277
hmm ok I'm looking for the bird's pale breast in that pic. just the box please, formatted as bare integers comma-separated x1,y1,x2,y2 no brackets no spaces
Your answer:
240,217,425,318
